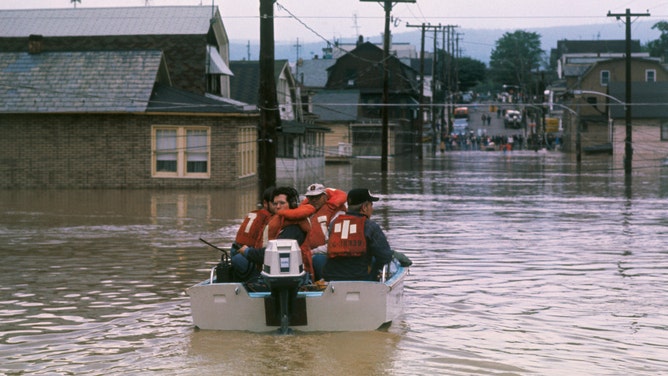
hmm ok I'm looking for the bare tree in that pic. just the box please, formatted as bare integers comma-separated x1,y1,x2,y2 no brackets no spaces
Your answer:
71,0,81,8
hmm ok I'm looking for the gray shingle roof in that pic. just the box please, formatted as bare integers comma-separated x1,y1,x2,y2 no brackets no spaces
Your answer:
294,59,335,88
0,6,218,37
0,50,164,113
312,90,359,121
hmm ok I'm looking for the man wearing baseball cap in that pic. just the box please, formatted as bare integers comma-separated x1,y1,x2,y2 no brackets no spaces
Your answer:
323,188,394,281
303,183,347,281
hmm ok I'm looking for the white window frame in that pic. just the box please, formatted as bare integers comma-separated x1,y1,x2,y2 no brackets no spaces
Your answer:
238,126,257,178
152,126,211,179
646,69,656,82
600,70,610,86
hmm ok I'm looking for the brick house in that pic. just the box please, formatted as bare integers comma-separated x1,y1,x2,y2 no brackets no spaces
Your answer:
0,6,266,189
0,48,257,189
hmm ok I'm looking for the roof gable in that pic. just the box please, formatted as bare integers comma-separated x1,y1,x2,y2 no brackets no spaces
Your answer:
0,50,165,113
0,6,221,37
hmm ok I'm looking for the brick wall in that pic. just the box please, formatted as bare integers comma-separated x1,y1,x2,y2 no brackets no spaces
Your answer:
0,113,258,189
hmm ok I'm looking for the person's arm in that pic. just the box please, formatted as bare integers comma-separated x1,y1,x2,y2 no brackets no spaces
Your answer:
239,245,264,264
365,220,393,266
277,224,306,245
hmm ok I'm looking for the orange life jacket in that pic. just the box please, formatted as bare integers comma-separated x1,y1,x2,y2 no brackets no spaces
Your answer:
327,214,367,258
266,204,316,278
305,188,347,249
234,208,272,248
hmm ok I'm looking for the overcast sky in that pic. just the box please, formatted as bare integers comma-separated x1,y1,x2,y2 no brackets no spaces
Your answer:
0,0,665,42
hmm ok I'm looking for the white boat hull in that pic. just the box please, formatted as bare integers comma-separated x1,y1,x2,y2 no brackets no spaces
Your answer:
186,261,407,332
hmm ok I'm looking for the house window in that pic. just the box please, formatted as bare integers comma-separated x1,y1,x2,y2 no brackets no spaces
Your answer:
661,122,668,141
207,74,221,95
152,126,210,178
238,126,256,178
646,69,656,82
600,70,610,86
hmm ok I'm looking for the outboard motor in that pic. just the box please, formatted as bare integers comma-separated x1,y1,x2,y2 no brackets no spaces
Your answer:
261,239,306,334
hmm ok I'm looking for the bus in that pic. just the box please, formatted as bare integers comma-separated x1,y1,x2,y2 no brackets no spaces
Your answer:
454,107,469,119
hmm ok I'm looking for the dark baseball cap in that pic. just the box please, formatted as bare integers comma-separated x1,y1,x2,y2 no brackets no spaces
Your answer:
347,188,379,206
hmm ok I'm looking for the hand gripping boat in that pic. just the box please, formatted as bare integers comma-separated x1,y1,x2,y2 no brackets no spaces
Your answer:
186,239,407,333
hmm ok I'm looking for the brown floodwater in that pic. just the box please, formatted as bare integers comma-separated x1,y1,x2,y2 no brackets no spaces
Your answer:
1,153,668,375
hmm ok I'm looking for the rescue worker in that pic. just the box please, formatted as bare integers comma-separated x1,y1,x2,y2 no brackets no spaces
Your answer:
230,186,275,255
323,188,394,281
302,183,347,281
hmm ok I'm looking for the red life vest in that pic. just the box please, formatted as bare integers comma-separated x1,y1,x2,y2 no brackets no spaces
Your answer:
234,208,272,248
305,188,347,249
327,214,367,258
266,204,315,278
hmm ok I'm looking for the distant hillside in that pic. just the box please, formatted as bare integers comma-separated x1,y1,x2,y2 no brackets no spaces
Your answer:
230,21,661,66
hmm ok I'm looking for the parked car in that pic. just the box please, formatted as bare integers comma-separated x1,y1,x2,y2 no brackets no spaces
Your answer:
504,110,522,129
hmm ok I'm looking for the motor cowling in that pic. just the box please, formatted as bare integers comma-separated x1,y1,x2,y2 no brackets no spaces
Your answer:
261,239,306,334
261,239,305,289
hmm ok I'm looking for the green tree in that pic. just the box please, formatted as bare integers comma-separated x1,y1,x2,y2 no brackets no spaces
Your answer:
647,21,668,58
456,57,486,92
489,30,543,93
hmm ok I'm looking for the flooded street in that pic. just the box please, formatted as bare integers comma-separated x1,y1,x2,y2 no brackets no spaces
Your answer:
2,152,668,375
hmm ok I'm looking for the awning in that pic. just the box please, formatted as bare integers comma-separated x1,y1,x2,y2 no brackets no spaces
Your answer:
206,45,234,76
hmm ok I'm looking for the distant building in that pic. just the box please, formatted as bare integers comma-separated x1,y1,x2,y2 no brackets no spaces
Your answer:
230,59,329,178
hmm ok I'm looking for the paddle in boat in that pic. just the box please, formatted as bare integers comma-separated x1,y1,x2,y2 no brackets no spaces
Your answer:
186,238,408,333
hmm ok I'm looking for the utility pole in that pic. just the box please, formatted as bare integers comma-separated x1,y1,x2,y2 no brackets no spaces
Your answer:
361,0,415,173
442,25,458,135
258,0,279,198
607,8,650,176
293,37,302,77
431,25,439,155
407,23,443,159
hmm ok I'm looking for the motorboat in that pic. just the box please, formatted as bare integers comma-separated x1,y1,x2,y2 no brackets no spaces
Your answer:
186,239,408,333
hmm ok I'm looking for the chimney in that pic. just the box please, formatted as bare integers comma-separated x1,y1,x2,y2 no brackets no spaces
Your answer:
357,35,364,47
28,34,43,54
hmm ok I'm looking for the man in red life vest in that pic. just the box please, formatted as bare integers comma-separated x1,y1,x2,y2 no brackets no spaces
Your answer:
323,188,394,281
231,186,275,256
302,183,347,281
